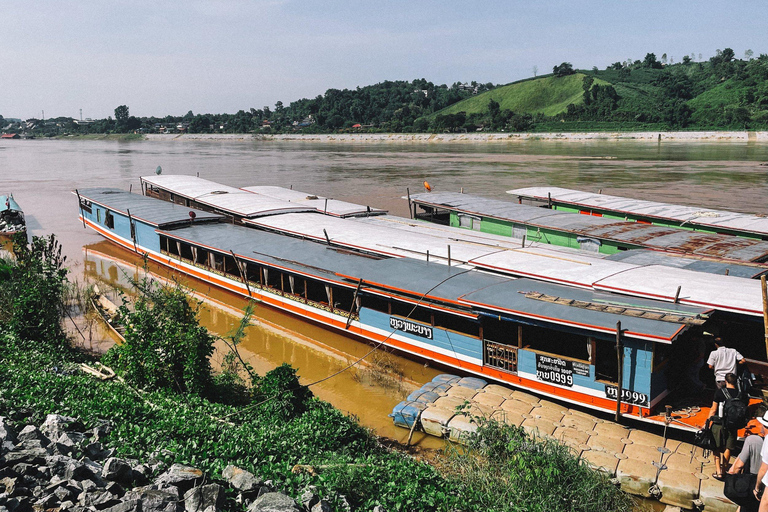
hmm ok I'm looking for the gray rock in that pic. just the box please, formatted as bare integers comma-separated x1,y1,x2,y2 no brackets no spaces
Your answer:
46,454,76,478
92,490,121,510
65,460,95,481
58,431,86,447
59,500,76,511
11,463,35,476
34,493,58,509
85,442,114,461
184,483,224,512
91,423,112,443
155,463,204,494
105,481,125,498
222,465,262,493
3,447,49,465
102,458,133,484
17,426,49,446
246,492,302,512
372,506,386,512
124,486,177,512
102,500,141,512
54,484,76,502
300,487,319,510
80,479,98,493
0,417,18,444
40,414,80,439
1,476,17,495
311,501,332,512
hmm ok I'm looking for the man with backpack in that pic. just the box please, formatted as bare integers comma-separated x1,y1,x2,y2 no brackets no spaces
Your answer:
708,338,745,389
707,372,750,480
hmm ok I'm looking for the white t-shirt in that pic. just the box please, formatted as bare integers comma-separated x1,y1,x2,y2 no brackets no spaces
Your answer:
761,434,768,485
707,346,743,381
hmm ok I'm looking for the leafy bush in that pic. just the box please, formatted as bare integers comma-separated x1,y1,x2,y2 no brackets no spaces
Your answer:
254,363,314,421
0,234,68,350
102,278,214,395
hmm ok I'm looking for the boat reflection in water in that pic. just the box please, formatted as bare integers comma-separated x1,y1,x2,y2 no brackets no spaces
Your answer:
81,241,444,447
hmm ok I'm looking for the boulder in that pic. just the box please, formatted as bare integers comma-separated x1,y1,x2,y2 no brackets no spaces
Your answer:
0,417,18,444
102,501,141,512
155,464,204,495
222,465,262,493
183,483,224,512
17,425,49,446
123,486,177,512
2,446,49,465
40,414,81,439
311,500,332,512
102,458,133,485
246,492,302,512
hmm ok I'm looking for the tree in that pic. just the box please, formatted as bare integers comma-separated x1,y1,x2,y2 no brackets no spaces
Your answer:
661,53,667,64
553,62,575,77
682,55,692,65
532,65,538,77
643,53,662,69
745,49,754,60
114,105,129,123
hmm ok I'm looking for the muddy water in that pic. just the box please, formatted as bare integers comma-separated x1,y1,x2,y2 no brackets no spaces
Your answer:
3,137,768,447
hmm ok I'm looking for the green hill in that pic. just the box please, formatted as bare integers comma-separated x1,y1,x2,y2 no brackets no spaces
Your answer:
435,74,611,117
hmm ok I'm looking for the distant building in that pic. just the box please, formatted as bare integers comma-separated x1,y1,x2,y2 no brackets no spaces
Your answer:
1,133,20,139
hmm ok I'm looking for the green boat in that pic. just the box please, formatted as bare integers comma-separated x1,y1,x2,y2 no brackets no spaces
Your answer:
0,194,26,237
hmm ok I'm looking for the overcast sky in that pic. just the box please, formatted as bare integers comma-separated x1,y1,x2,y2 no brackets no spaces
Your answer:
2,1,765,120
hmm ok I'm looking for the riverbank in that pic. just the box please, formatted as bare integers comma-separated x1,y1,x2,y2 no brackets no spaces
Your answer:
143,131,768,143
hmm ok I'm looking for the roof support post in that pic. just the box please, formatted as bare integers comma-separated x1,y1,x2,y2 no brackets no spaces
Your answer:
615,321,623,423
75,189,86,229
762,275,768,360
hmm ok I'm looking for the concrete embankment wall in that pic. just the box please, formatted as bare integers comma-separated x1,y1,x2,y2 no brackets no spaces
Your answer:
144,131,768,143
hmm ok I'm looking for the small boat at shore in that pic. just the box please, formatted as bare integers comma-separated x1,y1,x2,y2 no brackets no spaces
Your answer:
90,286,125,343
0,194,26,238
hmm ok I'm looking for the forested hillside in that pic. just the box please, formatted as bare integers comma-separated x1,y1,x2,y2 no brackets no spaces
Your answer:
5,49,768,136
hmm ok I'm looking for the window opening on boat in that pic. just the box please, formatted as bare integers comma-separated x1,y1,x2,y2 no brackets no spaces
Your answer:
305,278,328,305
362,294,391,314
179,242,194,262
484,339,518,373
105,211,115,229
391,300,432,325
433,310,480,337
79,198,92,214
594,337,619,384
520,324,590,363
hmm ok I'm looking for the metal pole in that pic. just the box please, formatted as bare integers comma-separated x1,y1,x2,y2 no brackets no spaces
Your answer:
346,280,363,329
75,189,86,228
674,286,681,303
230,250,252,298
126,209,138,253
407,188,412,219
615,321,623,423
447,245,451,267
762,275,768,360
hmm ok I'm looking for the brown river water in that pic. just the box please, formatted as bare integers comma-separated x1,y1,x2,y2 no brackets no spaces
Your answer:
2,137,768,451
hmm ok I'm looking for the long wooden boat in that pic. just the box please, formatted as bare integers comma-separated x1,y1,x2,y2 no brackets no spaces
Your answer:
510,186,768,241
90,290,126,343
0,194,26,238
75,186,763,432
407,191,768,265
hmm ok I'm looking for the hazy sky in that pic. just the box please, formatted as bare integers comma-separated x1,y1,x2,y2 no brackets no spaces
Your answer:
2,1,765,120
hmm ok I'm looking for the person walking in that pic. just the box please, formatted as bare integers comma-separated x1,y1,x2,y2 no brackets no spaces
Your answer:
707,373,745,479
729,416,765,512
708,338,745,389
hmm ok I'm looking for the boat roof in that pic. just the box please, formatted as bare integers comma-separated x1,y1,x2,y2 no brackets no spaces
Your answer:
141,175,315,218
0,195,21,213
409,192,768,263
156,222,705,343
605,249,767,279
509,186,768,237
76,188,224,228
243,207,765,317
241,186,387,218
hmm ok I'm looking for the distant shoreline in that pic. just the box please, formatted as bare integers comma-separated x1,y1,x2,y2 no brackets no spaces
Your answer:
50,131,768,143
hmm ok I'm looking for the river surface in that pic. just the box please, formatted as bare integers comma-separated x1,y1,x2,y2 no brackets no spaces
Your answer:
2,137,768,448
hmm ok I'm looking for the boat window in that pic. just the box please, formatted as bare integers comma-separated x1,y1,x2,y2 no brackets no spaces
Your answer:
305,278,329,304
594,338,619,384
482,317,517,346
391,300,432,325
265,268,282,290
105,211,115,229
521,325,590,362
167,239,180,257
362,294,390,314
331,285,355,311
211,252,224,271
195,247,209,266
179,242,194,261
245,262,261,284
223,254,238,277
159,235,169,253
79,198,92,214
433,310,479,337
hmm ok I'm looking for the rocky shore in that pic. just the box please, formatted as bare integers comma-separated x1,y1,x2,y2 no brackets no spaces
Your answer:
0,414,344,512
143,131,768,143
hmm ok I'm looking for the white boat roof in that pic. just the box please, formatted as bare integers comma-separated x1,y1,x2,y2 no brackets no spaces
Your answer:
241,186,387,218
245,211,764,317
141,175,315,218
509,186,768,237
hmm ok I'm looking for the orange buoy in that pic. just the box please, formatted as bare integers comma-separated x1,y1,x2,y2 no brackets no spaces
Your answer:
424,181,432,192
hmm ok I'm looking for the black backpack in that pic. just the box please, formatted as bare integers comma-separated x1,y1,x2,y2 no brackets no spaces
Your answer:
722,387,749,431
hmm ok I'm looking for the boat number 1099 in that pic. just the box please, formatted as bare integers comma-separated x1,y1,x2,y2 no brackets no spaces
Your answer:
536,370,573,387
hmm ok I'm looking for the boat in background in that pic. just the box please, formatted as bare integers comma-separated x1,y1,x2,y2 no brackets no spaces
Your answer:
0,194,26,238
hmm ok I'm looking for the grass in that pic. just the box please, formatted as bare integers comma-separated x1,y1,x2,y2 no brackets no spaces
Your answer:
435,74,611,117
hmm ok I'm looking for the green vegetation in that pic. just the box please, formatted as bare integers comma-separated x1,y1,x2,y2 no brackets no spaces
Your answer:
0,234,634,511
4,48,767,136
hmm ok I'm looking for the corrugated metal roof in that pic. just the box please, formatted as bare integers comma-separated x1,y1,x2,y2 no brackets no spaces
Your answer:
509,186,768,237
243,205,765,317
142,175,243,198
242,186,387,218
77,188,224,227
409,192,768,262
156,223,703,342
605,249,767,279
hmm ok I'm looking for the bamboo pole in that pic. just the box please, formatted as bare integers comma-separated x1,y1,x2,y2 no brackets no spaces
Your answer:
762,275,768,360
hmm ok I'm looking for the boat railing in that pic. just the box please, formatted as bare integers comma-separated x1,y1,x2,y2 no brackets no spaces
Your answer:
160,249,360,321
